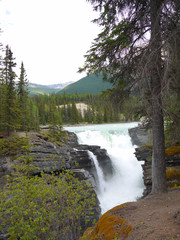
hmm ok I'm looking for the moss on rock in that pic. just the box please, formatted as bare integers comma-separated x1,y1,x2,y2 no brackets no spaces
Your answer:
165,142,180,157
166,169,180,181
80,203,132,240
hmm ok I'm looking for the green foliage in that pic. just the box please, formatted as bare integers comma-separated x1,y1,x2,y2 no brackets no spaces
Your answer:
0,45,19,135
31,92,142,126
17,62,29,131
164,95,180,141
0,157,96,240
0,45,46,134
0,46,41,134
44,125,67,146
0,136,29,156
70,101,79,124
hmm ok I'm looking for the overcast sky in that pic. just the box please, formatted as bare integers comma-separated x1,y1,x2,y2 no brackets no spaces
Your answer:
0,0,100,85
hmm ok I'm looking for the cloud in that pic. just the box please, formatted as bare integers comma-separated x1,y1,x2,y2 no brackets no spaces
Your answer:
0,0,100,85
5,10,10,15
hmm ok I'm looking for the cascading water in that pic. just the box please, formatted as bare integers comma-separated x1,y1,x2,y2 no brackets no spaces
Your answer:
87,150,106,195
64,122,144,213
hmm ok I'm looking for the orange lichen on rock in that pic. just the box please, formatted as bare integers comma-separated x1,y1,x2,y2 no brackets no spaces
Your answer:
80,203,132,240
168,181,180,188
166,169,180,181
165,145,180,157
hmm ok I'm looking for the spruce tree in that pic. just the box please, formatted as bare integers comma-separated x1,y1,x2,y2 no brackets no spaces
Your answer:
80,0,180,193
49,95,62,136
1,45,18,135
17,62,29,131
71,101,79,124
0,74,7,131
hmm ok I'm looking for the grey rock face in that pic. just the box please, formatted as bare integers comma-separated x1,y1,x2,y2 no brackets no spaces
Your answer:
0,131,114,190
128,126,152,146
134,146,180,196
129,125,180,196
28,133,72,174
73,144,114,179
134,146,153,196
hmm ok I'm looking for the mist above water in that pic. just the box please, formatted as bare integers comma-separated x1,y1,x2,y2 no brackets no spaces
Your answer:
65,123,144,213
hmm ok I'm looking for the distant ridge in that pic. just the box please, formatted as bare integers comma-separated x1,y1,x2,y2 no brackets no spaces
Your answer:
57,74,113,95
28,81,73,96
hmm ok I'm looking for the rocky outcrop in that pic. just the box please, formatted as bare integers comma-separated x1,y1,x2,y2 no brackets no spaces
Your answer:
134,146,152,196
72,144,113,180
67,131,113,176
129,126,180,196
134,143,180,196
128,125,152,146
0,131,113,183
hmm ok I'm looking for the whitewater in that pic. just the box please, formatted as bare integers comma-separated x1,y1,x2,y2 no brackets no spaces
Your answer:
64,122,144,213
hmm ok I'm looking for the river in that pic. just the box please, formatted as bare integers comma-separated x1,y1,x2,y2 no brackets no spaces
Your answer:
64,122,144,213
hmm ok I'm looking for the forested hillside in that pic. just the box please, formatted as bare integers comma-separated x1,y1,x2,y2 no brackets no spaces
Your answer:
57,74,113,94
26,75,112,96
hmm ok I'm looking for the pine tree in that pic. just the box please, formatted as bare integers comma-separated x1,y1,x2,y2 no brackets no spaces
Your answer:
49,96,58,126
49,96,62,135
0,74,7,131
80,0,180,193
28,99,40,131
71,101,79,124
1,45,18,135
17,62,29,131
0,29,5,131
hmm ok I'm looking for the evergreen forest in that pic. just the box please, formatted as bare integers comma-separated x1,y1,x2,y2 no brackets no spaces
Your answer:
0,43,179,141
0,45,144,134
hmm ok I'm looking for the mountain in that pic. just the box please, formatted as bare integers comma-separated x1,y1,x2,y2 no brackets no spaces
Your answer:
57,74,113,95
28,82,73,96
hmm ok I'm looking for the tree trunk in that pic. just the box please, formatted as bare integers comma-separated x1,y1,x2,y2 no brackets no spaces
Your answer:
150,0,167,194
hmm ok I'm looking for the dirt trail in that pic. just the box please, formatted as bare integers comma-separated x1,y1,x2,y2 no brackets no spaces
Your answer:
119,188,180,240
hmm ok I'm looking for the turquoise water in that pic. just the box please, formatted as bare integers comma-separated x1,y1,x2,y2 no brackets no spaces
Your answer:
64,122,144,213
64,122,138,135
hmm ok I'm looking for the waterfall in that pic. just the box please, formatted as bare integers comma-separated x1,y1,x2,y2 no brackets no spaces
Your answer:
65,123,144,213
87,150,106,195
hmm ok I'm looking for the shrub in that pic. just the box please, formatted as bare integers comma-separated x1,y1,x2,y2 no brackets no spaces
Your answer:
0,157,96,240
0,136,29,156
43,125,67,146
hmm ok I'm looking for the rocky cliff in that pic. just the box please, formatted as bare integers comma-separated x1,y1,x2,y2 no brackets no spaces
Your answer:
0,131,113,187
128,126,180,196
128,125,152,146
0,131,115,239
